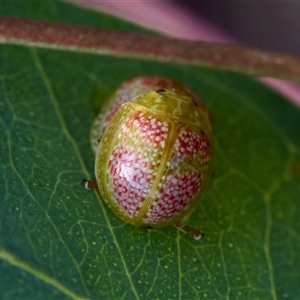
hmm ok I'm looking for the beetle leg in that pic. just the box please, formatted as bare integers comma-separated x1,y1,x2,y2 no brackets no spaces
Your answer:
175,224,204,241
82,179,98,190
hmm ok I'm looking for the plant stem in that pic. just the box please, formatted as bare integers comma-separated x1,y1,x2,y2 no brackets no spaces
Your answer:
1,16,300,83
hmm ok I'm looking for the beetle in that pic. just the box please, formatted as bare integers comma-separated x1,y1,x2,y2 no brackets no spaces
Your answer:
85,76,212,240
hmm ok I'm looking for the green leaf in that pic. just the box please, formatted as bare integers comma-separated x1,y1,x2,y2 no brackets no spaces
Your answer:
1,2,300,300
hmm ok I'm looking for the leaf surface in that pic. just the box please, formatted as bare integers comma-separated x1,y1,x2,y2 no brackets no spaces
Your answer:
0,2,300,300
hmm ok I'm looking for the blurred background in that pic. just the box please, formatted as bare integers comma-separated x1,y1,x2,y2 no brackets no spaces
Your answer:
176,1,300,56
75,0,300,55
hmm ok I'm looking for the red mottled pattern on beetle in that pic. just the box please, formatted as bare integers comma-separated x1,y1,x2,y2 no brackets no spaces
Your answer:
176,130,211,160
145,172,202,222
123,112,168,148
109,145,153,216
176,131,201,157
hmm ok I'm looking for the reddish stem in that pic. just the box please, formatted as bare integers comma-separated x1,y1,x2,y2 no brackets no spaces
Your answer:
1,16,300,83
